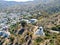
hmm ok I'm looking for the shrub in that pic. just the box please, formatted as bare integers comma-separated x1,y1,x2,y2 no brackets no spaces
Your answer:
51,27,57,30
51,25,60,31
35,37,43,43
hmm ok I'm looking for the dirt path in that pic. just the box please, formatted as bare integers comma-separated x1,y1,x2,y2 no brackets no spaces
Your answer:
2,38,10,45
49,30,59,34
33,26,38,32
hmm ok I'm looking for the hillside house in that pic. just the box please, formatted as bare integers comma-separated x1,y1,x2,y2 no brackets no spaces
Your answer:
0,31,10,38
34,27,45,36
29,19,38,24
20,19,30,24
0,26,10,38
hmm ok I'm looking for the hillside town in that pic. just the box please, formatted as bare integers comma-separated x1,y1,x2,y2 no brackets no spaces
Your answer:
0,12,60,45
0,0,60,45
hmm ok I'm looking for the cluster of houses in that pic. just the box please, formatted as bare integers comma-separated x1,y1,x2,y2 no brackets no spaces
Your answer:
0,12,45,38
0,13,20,38
0,26,10,38
20,19,45,36
0,12,20,28
0,12,38,29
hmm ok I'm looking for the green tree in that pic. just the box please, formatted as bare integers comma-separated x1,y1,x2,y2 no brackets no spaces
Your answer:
20,21,27,28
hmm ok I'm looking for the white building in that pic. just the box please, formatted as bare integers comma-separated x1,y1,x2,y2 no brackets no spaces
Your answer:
34,27,45,36
20,19,30,24
0,31,10,38
29,19,38,23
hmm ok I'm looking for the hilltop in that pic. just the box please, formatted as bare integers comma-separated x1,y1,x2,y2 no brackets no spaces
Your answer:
0,0,60,14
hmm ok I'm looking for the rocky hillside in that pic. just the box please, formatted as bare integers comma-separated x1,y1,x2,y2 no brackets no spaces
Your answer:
0,0,60,14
